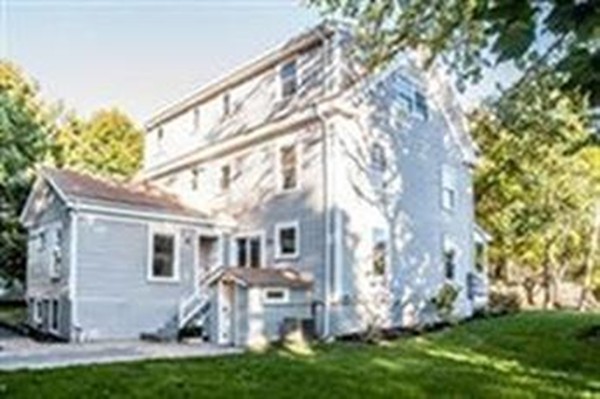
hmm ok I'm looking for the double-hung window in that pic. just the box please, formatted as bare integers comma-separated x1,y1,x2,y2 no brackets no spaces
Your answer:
280,60,298,98
441,165,457,211
415,91,428,120
443,235,456,280
235,234,263,268
372,228,388,276
149,231,179,282
275,221,300,259
220,164,231,192
370,143,386,190
50,299,59,333
278,144,299,191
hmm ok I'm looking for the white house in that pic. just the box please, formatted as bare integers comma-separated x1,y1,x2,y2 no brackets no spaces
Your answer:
21,21,488,346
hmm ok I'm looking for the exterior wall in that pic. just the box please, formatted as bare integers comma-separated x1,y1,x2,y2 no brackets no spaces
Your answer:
155,122,327,304
239,286,311,347
329,64,477,335
74,212,203,340
144,40,331,172
25,182,73,339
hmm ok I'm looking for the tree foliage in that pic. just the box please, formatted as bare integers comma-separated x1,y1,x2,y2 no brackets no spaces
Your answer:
0,60,143,282
471,73,599,306
55,108,142,179
310,0,599,104
0,62,53,281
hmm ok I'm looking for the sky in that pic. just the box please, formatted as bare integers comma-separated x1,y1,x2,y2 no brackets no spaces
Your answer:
0,0,514,125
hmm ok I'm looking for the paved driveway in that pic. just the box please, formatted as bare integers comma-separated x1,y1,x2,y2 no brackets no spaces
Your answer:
0,337,242,371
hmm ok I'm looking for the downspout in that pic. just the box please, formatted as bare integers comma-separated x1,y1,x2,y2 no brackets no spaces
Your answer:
314,21,335,339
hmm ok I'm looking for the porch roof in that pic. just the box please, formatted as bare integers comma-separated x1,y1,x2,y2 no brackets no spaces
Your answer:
219,267,313,289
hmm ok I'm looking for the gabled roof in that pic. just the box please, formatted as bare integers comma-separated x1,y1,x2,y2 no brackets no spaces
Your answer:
218,267,313,289
21,167,208,225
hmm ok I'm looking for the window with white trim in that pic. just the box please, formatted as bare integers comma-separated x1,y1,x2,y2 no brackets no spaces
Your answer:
280,60,298,98
191,167,200,191
443,235,457,280
33,298,42,324
278,143,299,191
50,299,59,333
37,230,46,252
235,235,262,268
149,232,178,281
220,164,231,192
441,165,457,211
415,91,428,120
50,227,62,279
372,228,388,276
192,107,200,132
275,222,299,259
223,92,231,116
370,143,386,189
263,288,289,304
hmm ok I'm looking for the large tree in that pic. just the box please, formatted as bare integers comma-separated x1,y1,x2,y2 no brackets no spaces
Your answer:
310,0,599,105
0,61,53,281
55,108,142,179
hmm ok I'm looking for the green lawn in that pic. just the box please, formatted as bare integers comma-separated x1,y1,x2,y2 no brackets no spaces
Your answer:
0,304,26,327
0,311,598,398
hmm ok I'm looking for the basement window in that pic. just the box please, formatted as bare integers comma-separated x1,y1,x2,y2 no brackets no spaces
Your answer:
263,288,289,304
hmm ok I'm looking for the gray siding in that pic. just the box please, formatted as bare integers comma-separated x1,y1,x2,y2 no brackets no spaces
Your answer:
25,182,73,339
329,64,477,335
75,214,198,340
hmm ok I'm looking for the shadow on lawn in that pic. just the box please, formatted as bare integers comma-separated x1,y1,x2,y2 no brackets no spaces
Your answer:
276,312,600,398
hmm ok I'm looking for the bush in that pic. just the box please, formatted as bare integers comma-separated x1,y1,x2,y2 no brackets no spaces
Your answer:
431,283,460,323
488,290,521,314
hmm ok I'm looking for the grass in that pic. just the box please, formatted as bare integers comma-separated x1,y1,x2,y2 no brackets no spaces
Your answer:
0,304,26,327
0,311,598,398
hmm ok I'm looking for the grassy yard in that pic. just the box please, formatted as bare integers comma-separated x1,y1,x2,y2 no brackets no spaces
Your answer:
0,304,26,327
0,311,598,398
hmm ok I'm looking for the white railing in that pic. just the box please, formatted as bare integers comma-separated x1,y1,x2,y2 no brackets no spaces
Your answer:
177,267,226,329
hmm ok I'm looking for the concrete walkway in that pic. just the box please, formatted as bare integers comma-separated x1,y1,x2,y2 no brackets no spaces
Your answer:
0,337,242,371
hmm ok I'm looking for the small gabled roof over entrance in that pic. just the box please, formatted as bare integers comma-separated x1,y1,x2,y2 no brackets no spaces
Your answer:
20,167,212,227
219,267,313,289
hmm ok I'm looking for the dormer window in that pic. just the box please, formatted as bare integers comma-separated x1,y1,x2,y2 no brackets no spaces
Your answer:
157,127,164,148
280,60,298,98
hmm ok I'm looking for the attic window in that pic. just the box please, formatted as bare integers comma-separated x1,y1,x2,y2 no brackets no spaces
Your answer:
223,92,231,116
220,164,231,192
415,91,428,120
280,60,298,98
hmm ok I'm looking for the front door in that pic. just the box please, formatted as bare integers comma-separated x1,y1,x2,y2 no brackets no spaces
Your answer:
217,281,235,345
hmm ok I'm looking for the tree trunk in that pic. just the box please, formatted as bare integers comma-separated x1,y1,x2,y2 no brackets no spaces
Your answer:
579,202,600,311
542,263,552,310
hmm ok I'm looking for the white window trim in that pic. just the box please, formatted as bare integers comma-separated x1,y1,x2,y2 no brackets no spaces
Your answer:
147,225,181,284
49,298,60,334
231,230,266,268
49,227,62,279
275,141,301,193
274,221,300,260
441,165,457,212
262,287,290,304
33,298,42,324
